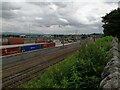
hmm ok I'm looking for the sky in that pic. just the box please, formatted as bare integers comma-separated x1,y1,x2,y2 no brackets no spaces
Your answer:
0,0,119,34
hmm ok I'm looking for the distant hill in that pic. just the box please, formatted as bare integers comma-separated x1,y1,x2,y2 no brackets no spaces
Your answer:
1,32,44,36
1,32,76,36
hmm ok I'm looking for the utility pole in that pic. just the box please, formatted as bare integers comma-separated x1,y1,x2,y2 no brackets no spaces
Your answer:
29,24,31,42
63,34,64,47
76,30,78,41
59,25,64,47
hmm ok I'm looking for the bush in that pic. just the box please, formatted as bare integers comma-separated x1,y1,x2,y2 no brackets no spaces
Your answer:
22,36,113,89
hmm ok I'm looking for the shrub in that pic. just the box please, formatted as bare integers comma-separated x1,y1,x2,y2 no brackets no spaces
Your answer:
22,36,113,89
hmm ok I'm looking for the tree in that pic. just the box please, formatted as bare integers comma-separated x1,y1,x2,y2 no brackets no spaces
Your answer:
102,8,120,40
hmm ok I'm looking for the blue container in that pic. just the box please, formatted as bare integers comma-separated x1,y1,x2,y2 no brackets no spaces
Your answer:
21,44,42,52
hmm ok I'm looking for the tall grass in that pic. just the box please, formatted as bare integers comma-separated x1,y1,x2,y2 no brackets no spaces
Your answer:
21,36,113,89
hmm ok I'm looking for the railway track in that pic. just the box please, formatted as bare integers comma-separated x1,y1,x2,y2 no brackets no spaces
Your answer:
2,44,80,88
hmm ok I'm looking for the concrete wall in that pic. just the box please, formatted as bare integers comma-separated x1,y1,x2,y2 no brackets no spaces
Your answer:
100,38,120,89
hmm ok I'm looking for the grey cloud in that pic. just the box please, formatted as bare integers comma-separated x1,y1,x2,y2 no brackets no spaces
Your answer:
34,15,69,27
103,0,119,2
1,2,21,19
28,2,51,7
2,10,18,19
53,2,67,8
29,2,67,8
2,2,21,10
1,1,117,34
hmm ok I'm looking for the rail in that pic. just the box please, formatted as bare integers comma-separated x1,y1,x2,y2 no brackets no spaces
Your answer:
2,42,80,88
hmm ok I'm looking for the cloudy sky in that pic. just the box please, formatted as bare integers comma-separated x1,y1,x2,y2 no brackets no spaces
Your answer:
0,0,119,34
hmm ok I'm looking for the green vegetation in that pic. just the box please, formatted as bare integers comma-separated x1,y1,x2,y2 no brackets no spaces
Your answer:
22,36,113,89
81,34,88,39
102,8,120,40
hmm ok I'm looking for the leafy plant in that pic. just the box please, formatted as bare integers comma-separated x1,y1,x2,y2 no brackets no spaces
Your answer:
21,36,113,89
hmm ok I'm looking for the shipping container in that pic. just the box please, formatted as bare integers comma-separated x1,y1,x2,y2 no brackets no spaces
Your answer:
40,43,55,48
21,44,42,52
50,42,55,47
2,47,21,56
0,49,2,56
35,40,46,43
2,42,9,45
46,43,55,48
0,42,8,45
8,38,24,45
39,43,47,48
